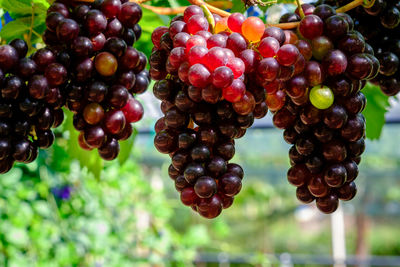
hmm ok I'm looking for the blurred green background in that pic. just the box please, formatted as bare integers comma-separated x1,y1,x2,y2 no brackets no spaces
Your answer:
0,0,399,266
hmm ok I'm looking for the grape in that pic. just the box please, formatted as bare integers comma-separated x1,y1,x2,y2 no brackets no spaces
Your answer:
322,50,348,76
239,49,259,73
228,13,245,33
118,2,142,27
226,33,248,56
277,44,300,67
257,58,280,82
299,15,323,40
296,40,312,61
309,86,334,110
304,61,325,86
296,4,315,16
83,103,105,125
47,2,69,17
313,4,336,21
241,17,265,42
197,195,223,218
223,79,246,103
212,66,234,88
214,17,229,33
205,47,227,71
194,176,217,198
380,6,400,29
258,37,280,58
324,15,349,40
312,36,333,60
10,39,28,58
186,35,207,51
101,0,122,19
263,26,286,45
187,15,209,35
95,52,118,76
122,97,144,123
377,52,399,76
280,13,301,24
183,5,203,23
188,64,211,87
226,58,245,79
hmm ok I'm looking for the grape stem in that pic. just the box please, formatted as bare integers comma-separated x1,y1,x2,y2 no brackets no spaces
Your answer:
336,0,364,13
27,2,35,52
201,4,216,33
295,0,305,19
187,0,231,17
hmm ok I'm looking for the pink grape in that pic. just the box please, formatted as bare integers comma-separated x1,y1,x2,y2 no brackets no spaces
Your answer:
205,47,227,71
187,15,209,34
186,35,207,51
122,97,144,123
212,66,234,88
228,13,246,33
277,44,300,66
188,63,211,87
184,5,203,23
226,57,245,78
207,34,227,49
257,57,280,82
188,46,208,65
223,79,246,102
258,37,280,58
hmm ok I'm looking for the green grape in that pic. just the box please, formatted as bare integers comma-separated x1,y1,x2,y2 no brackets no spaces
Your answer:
310,85,334,110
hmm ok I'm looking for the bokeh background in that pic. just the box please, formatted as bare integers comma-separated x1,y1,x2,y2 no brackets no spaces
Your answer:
0,0,399,266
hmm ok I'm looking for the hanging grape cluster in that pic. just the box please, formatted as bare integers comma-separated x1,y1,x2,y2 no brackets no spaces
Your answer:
0,40,65,174
43,0,148,160
150,6,273,218
267,3,379,213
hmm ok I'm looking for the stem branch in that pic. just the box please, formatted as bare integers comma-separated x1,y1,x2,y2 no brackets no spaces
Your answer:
296,0,305,19
187,0,230,17
336,0,363,13
27,2,35,51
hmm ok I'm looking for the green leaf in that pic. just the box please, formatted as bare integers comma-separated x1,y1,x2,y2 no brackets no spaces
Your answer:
0,0,48,16
362,83,390,140
64,110,104,180
0,19,30,40
230,0,246,13
118,128,137,166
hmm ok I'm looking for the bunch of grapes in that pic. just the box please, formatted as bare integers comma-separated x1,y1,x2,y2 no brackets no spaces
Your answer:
268,3,379,213
313,0,400,96
150,6,272,218
0,39,65,174
44,0,148,160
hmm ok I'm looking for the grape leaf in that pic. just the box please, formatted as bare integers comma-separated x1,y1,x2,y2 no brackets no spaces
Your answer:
118,128,138,165
64,110,104,180
0,0,48,16
231,0,246,13
362,83,390,140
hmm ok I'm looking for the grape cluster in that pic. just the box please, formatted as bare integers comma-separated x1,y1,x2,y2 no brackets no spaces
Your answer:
268,3,379,213
44,0,148,160
315,0,400,96
150,6,271,218
0,40,65,174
